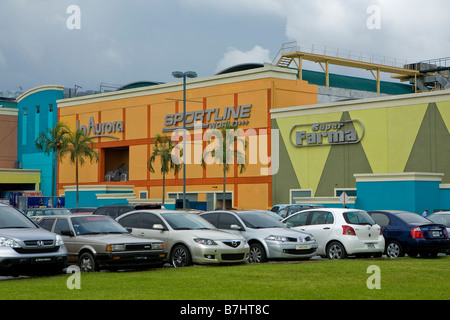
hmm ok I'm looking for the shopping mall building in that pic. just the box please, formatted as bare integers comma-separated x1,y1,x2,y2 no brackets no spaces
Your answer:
6,45,450,213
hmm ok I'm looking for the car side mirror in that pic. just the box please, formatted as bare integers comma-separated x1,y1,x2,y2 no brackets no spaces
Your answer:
60,229,74,237
230,224,243,231
125,227,133,233
153,224,165,230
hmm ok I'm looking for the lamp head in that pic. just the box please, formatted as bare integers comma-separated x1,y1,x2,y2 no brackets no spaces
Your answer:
172,71,184,78
185,71,197,78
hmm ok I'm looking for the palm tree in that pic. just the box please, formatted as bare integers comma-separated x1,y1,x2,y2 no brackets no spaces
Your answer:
203,125,247,210
148,134,181,205
35,122,71,207
61,128,99,208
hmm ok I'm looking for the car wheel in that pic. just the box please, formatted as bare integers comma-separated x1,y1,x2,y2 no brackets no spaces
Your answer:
385,241,404,259
327,241,347,259
79,252,98,272
249,242,267,263
171,245,192,267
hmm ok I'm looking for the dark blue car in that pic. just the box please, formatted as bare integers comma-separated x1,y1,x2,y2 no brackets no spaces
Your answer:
368,210,450,258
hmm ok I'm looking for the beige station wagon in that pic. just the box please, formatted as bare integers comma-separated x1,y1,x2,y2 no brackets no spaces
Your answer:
37,214,167,272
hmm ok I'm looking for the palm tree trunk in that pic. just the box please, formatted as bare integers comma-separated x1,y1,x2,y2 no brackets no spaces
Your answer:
76,158,79,208
52,151,56,208
162,171,165,206
222,163,226,210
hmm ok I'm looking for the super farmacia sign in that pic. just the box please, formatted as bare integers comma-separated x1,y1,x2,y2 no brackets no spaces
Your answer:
289,119,364,147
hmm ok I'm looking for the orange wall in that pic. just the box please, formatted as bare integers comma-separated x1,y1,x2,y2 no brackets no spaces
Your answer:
58,76,318,209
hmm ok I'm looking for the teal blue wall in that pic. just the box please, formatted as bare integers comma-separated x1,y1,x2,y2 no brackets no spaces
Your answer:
438,188,450,210
64,190,131,208
21,153,52,196
355,180,441,214
17,88,63,197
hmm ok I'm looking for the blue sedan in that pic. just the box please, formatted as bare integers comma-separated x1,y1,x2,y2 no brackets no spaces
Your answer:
368,210,450,258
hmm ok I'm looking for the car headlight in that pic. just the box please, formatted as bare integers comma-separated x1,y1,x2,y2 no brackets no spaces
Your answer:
0,237,21,248
106,244,126,252
151,242,165,250
265,235,288,242
55,235,65,246
193,238,217,245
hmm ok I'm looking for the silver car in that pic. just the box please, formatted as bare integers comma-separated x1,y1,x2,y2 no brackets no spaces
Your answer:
116,210,249,267
37,214,167,272
427,211,450,254
0,204,67,276
200,210,318,263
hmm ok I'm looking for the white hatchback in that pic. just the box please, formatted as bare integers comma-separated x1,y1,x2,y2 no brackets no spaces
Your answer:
282,208,385,259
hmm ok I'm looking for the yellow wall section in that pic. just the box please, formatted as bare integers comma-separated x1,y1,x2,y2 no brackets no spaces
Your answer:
78,161,98,183
126,105,149,140
237,183,268,209
129,145,148,181
273,79,317,109
385,104,427,173
277,103,429,196
349,103,427,173
437,101,450,133
277,113,341,195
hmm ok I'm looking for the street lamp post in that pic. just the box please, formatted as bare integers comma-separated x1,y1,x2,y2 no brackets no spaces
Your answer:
172,71,197,210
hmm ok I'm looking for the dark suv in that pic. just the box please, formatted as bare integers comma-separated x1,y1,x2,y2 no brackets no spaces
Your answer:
0,203,67,276
92,203,162,219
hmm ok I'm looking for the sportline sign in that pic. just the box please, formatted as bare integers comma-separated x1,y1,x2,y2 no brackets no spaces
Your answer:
289,119,364,148
163,104,252,132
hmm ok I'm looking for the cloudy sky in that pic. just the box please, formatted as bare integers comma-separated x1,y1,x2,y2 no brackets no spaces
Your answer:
1,0,449,93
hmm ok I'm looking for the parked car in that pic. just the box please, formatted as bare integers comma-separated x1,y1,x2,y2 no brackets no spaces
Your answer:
276,204,324,219
116,210,249,267
92,203,163,219
427,211,450,234
269,204,290,214
282,208,384,259
368,210,450,258
68,207,96,214
200,210,318,263
24,207,71,218
427,211,450,255
0,203,67,276
36,214,167,272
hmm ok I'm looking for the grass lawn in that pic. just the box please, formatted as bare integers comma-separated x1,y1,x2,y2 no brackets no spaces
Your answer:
1,256,449,300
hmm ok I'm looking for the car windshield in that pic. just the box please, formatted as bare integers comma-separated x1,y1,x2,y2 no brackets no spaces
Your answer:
236,212,285,229
428,214,450,227
0,206,36,229
343,211,376,225
161,212,216,230
71,216,128,235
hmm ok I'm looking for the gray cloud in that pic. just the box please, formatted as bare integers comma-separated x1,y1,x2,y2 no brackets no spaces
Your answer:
0,0,448,93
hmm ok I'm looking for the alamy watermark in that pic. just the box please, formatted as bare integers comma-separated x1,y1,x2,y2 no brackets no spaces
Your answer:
66,5,81,30
169,122,279,176
66,265,81,290
366,265,381,289
366,5,381,30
